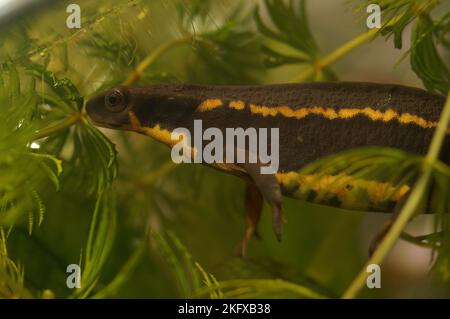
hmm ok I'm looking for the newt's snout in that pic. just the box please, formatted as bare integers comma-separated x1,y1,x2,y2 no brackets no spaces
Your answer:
86,86,131,129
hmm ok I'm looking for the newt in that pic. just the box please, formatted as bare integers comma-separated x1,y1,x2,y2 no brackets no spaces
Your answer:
86,82,447,256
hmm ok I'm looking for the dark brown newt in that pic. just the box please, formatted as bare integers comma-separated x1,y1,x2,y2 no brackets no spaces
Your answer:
86,82,447,256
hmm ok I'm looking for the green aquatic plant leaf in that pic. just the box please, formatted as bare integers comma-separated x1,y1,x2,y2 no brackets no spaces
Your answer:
0,65,62,231
0,229,33,298
26,63,83,111
187,23,264,84
410,13,450,95
195,262,224,299
80,31,143,69
71,190,117,299
354,0,441,49
299,144,450,281
352,1,448,95
176,0,212,31
255,0,336,81
255,0,318,57
196,278,326,299
154,229,328,299
24,64,118,196
92,237,146,298
152,230,202,297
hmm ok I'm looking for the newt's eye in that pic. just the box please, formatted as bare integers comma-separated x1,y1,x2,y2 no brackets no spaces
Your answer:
105,88,128,112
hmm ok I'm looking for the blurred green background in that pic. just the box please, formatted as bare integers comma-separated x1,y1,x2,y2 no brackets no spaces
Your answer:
0,0,449,298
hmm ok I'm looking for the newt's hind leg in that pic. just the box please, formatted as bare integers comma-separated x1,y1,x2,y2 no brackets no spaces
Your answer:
369,190,411,256
238,183,263,257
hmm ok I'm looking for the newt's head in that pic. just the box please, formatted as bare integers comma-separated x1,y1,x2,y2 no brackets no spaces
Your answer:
86,86,133,130
86,85,200,133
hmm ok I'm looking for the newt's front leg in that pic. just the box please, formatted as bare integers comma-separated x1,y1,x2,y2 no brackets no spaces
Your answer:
238,161,285,256
238,183,263,257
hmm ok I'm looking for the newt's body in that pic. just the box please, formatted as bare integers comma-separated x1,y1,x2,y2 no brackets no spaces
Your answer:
86,82,447,255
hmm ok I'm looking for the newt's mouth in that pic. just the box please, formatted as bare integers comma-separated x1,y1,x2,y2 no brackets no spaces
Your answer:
89,120,123,129
85,101,123,129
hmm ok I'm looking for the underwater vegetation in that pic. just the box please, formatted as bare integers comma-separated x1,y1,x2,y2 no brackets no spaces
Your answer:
0,0,449,299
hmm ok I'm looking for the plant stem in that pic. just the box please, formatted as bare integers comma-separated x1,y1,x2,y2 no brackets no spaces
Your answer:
122,36,192,86
33,113,82,140
291,28,378,82
290,5,430,83
342,90,450,299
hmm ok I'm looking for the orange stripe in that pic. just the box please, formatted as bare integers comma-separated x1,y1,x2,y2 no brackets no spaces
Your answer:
195,97,443,131
196,99,223,112
229,100,245,110
248,104,447,131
